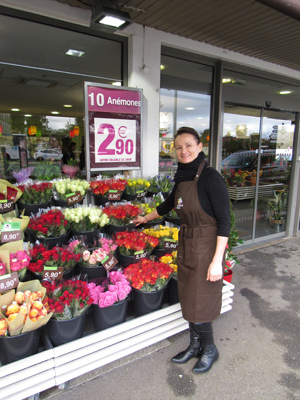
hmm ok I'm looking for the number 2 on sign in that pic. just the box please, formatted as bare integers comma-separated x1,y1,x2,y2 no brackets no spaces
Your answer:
97,123,134,156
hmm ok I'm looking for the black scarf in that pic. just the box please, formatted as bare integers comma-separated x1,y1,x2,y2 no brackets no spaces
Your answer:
174,152,206,185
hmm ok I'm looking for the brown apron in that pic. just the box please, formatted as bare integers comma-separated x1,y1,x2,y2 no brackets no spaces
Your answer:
175,161,223,323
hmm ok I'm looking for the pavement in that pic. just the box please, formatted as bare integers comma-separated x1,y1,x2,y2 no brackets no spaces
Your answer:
39,236,300,400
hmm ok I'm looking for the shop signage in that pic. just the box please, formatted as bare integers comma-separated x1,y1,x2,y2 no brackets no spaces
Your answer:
84,83,142,178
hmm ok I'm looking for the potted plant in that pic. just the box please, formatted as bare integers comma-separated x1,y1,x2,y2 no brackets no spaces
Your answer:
88,271,132,331
42,279,93,346
267,189,288,232
123,178,150,200
148,175,174,197
123,258,173,316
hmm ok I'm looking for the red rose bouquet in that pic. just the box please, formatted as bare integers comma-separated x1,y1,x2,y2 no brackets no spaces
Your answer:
90,178,127,197
114,231,159,256
28,209,70,238
42,279,93,320
17,181,53,204
28,242,81,275
103,203,142,226
123,258,173,292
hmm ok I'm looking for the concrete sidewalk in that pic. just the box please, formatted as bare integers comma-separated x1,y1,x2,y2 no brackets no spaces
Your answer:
40,236,300,400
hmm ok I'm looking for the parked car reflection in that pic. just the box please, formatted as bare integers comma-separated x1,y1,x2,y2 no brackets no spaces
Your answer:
33,148,63,161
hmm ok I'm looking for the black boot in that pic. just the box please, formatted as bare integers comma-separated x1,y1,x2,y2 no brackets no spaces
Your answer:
171,323,201,364
192,322,219,373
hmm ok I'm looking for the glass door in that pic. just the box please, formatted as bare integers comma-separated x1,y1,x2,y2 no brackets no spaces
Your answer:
221,104,295,242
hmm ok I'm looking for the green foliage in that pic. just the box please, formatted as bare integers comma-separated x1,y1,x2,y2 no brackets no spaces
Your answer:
32,162,61,181
267,189,288,221
227,201,243,264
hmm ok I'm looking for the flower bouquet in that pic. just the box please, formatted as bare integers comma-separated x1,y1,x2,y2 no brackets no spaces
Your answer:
81,238,117,267
123,178,150,200
148,175,174,195
27,209,70,240
142,225,179,250
90,178,127,205
88,271,131,331
159,252,179,305
159,251,178,279
115,231,159,257
0,179,22,203
63,206,109,232
136,194,165,224
17,181,53,205
42,279,93,320
103,203,142,227
10,250,31,280
123,258,173,292
0,280,53,365
28,242,81,277
52,178,90,203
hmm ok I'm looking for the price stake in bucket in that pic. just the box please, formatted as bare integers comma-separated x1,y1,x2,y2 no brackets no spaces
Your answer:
1,222,22,243
0,199,14,214
0,272,19,293
43,267,64,281
108,190,121,201
66,191,83,205
101,253,118,271
134,250,148,262
164,239,178,250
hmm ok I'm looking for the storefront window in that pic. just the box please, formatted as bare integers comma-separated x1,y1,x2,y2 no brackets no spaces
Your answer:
159,54,213,176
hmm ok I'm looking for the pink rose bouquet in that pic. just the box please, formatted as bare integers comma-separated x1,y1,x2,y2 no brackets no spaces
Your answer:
81,237,117,267
88,271,131,308
10,250,31,279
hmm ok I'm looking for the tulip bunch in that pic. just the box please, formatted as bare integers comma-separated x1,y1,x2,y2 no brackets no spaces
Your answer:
63,206,109,232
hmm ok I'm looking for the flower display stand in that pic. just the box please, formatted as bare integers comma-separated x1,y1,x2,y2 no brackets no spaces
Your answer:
227,183,285,201
0,281,234,400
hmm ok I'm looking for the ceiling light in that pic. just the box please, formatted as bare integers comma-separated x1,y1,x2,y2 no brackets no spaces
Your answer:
91,6,133,30
66,49,85,57
186,107,194,110
112,81,122,86
24,114,32,117
160,65,165,70
51,111,59,115
64,104,73,108
11,108,19,111
222,78,232,83
279,90,292,95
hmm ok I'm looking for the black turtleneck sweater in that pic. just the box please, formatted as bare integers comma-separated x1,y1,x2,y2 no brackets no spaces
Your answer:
156,153,231,237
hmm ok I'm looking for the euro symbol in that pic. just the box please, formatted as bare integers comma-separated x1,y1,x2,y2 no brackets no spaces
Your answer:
118,126,127,139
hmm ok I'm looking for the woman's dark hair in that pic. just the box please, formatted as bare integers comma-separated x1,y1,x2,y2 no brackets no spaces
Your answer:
174,127,200,144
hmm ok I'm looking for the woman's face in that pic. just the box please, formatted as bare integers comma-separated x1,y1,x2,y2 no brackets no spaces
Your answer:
174,133,202,164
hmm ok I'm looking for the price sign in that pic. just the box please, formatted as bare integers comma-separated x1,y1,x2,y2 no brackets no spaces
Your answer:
108,190,122,201
0,200,14,214
136,191,147,199
66,191,83,205
164,239,178,250
1,222,22,243
101,253,118,271
134,250,148,262
43,267,64,281
0,272,19,293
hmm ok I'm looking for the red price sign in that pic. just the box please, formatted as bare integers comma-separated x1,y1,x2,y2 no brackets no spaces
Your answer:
1,230,22,243
0,272,19,293
134,251,148,262
108,190,122,201
66,191,83,205
164,239,178,250
101,253,118,271
0,200,14,214
43,267,64,280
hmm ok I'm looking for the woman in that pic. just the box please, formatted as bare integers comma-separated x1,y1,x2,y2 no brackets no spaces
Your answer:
133,127,230,373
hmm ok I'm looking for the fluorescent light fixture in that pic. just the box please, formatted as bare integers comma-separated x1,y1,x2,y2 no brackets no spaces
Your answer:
24,114,32,117
66,49,85,57
91,6,133,30
64,104,73,108
51,111,59,115
160,65,165,70
112,81,122,86
11,108,19,111
186,107,194,110
222,78,232,83
279,90,292,95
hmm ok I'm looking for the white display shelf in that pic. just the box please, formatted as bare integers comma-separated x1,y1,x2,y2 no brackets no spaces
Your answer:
0,280,234,400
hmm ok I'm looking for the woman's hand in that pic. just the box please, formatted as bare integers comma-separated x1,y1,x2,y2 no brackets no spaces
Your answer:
206,260,223,282
133,215,147,226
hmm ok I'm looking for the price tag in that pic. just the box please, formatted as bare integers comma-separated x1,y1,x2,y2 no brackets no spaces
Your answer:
0,272,19,293
0,200,14,214
43,267,64,280
136,191,147,199
66,191,83,205
1,222,22,243
101,253,118,271
108,190,122,201
134,250,148,262
164,239,178,250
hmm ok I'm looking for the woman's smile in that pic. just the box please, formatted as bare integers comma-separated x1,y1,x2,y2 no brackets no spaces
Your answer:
175,133,202,164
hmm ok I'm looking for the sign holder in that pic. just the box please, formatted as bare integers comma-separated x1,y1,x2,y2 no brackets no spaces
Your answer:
84,82,143,181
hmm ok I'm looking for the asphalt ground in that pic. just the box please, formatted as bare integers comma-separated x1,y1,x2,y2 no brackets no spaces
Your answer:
40,236,300,400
